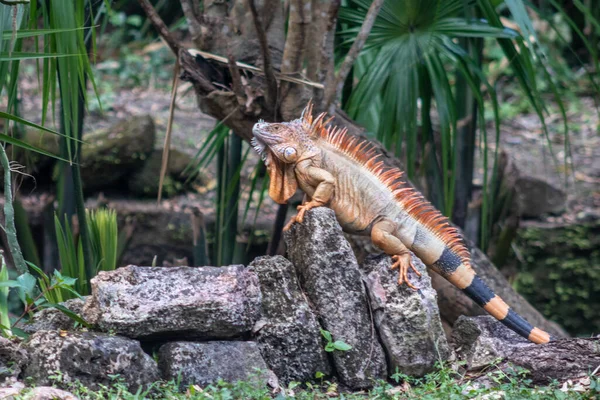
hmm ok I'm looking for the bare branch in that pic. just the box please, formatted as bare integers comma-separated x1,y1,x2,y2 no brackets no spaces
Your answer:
226,46,245,107
247,0,279,113
324,0,384,110
181,0,203,46
136,0,182,55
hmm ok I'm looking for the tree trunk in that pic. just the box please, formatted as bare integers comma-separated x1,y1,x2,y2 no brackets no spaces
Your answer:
135,0,567,338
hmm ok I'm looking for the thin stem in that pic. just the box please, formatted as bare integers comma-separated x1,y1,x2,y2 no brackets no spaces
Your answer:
0,144,26,273
325,0,384,110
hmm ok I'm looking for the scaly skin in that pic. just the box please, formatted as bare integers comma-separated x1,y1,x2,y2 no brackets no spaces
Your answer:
251,103,551,344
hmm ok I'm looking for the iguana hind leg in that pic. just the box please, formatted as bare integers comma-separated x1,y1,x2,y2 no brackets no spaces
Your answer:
371,220,422,290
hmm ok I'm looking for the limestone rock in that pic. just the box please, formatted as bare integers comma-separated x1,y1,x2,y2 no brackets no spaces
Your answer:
25,387,78,400
0,337,28,381
158,341,277,388
451,315,531,370
24,330,159,391
20,298,86,334
284,207,387,389
82,265,262,339
361,254,451,376
250,256,331,383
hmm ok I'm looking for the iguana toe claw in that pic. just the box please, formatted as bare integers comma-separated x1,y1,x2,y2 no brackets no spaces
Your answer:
391,254,421,290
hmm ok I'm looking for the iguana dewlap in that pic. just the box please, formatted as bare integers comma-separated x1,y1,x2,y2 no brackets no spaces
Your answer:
251,103,551,344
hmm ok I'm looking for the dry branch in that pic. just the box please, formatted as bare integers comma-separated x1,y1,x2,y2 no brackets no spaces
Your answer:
180,0,203,46
324,0,384,110
136,0,182,55
248,0,279,113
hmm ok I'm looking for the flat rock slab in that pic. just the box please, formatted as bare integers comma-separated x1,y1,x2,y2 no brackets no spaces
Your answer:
361,254,451,376
158,341,276,388
83,265,261,339
24,330,159,391
250,256,331,384
451,315,531,370
285,208,387,389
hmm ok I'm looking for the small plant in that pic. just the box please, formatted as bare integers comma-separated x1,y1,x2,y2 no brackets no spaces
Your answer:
0,253,12,337
320,329,352,352
55,208,119,298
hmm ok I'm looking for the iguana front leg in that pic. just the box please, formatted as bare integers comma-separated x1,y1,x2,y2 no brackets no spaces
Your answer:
283,164,335,231
371,220,422,290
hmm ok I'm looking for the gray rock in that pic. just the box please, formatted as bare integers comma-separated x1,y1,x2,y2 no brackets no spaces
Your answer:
361,254,451,376
25,387,78,400
80,115,156,190
24,330,159,391
249,256,331,383
20,298,86,334
83,265,261,339
515,176,566,217
451,315,531,369
0,337,27,381
284,208,387,389
158,341,277,388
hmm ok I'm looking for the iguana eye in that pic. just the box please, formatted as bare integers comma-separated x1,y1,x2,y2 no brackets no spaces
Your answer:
283,147,297,162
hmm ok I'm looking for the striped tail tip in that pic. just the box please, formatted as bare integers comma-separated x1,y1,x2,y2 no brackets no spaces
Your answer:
459,274,551,344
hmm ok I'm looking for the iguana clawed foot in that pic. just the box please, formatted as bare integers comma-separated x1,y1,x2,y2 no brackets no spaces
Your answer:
283,201,322,231
391,253,422,290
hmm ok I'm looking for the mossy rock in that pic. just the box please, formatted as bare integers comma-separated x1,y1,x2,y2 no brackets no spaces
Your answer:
80,115,156,190
512,218,600,336
3,115,156,193
128,149,206,198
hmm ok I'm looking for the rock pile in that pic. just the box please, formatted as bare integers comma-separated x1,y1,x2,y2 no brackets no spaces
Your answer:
2,208,597,394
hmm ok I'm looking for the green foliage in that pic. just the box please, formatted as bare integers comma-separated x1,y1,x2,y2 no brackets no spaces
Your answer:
55,208,119,298
320,329,353,352
512,222,600,336
87,208,118,273
0,254,12,337
8,361,600,399
0,261,88,338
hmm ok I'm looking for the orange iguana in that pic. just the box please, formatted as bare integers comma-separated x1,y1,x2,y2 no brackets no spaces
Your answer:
251,103,551,344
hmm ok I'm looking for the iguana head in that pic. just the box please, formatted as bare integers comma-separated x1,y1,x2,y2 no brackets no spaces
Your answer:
252,111,318,204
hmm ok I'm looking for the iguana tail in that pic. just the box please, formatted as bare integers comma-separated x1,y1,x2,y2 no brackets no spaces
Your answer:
432,249,551,344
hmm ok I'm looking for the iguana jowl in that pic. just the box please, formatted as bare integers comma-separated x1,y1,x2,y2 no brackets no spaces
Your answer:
251,103,551,344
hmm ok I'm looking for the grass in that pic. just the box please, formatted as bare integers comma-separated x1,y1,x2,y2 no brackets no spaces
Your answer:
9,362,600,399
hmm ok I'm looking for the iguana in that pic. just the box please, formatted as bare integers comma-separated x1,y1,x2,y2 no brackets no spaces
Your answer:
251,103,551,344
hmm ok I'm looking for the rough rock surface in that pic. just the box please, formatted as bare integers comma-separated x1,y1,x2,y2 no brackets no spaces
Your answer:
128,149,205,197
83,265,262,339
0,337,28,381
499,337,600,384
20,298,86,334
250,256,331,383
80,115,156,190
158,341,277,388
24,330,159,391
284,208,387,389
515,176,566,218
451,315,531,370
25,387,78,400
361,254,451,376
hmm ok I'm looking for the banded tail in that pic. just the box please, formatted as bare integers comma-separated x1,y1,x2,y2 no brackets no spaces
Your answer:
431,247,551,344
